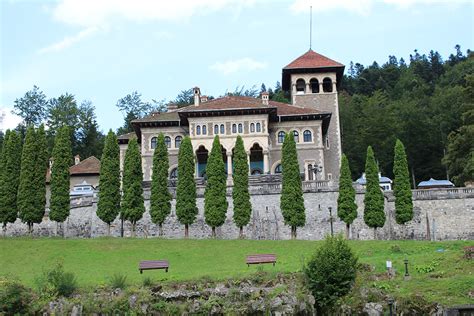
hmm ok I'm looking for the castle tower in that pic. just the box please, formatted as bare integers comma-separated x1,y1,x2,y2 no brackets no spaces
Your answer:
282,49,345,181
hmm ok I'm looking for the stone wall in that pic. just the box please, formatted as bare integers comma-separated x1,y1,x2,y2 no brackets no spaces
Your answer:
4,187,474,240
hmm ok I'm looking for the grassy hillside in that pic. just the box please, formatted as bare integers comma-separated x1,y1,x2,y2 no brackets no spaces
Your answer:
0,238,472,305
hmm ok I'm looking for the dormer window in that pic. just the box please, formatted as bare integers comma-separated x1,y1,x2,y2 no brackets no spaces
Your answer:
296,79,306,94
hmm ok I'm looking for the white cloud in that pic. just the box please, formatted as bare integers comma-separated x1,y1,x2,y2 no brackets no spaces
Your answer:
210,58,267,75
290,0,471,14
0,107,22,132
38,26,98,54
52,0,256,27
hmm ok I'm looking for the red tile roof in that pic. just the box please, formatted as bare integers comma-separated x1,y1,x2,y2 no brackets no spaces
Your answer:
283,49,344,69
69,156,100,175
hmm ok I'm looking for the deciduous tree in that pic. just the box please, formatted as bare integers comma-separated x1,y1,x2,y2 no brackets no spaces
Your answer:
13,85,47,126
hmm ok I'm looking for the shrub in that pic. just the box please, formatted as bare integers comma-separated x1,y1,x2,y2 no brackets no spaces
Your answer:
0,277,33,315
142,276,154,287
304,234,358,313
108,273,127,289
36,262,77,297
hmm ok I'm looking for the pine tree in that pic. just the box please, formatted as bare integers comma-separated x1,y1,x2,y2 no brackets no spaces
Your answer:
280,132,306,239
49,125,72,235
97,130,121,235
33,124,48,224
363,146,385,239
204,136,228,238
121,137,145,237
337,154,358,239
150,133,172,236
175,136,197,238
0,131,21,234
393,139,413,224
232,135,252,238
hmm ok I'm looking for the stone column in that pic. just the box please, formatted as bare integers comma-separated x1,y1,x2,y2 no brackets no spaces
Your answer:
263,151,269,174
332,81,337,92
306,82,311,94
227,153,233,178
319,82,324,93
247,151,251,175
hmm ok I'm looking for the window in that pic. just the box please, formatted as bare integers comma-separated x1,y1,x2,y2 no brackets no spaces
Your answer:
325,135,330,149
256,122,261,132
150,137,157,149
293,130,299,143
196,125,201,135
250,123,255,133
164,136,171,148
232,124,237,133
296,78,306,94
327,173,333,180
277,131,285,143
175,136,182,148
214,124,219,135
170,168,178,179
308,164,314,180
220,124,225,134
303,130,312,142
323,77,333,92
310,78,319,93
274,164,282,174
202,125,207,135
238,123,243,133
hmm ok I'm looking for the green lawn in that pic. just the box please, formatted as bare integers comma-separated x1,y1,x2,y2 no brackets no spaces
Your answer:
0,238,473,305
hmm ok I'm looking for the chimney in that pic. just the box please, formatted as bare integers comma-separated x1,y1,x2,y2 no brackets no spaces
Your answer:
261,91,269,105
201,95,208,102
167,102,178,112
74,155,80,165
193,87,201,107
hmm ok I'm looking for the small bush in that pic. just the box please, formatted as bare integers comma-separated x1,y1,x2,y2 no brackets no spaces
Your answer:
0,277,34,315
36,262,77,297
304,234,358,313
142,276,154,287
390,244,402,253
108,273,127,289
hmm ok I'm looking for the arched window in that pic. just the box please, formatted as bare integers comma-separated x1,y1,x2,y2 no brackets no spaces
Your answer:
202,125,207,135
303,130,312,142
310,78,319,93
238,123,243,133
323,77,333,92
164,136,171,148
232,124,237,133
256,122,261,132
250,123,255,133
308,164,314,180
296,78,306,94
214,124,219,134
196,125,201,135
274,164,282,174
277,131,285,143
220,124,225,134
175,136,182,148
169,168,178,179
293,130,299,143
150,137,157,149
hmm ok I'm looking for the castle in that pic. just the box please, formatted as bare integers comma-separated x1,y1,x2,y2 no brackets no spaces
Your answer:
118,50,344,184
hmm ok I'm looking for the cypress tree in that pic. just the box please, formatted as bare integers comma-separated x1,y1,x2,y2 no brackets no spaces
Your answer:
33,124,48,223
49,125,72,235
393,139,413,224
121,137,145,237
337,154,358,239
363,146,385,239
0,131,21,234
232,135,252,238
97,130,121,235
204,136,228,238
0,130,11,234
280,132,306,239
150,133,172,236
175,136,197,238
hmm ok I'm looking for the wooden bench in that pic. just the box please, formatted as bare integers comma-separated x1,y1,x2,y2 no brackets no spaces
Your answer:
246,254,277,267
464,246,474,259
139,260,169,274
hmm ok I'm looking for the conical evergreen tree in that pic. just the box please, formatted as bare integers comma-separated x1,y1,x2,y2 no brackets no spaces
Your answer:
337,154,358,239
232,135,252,238
363,146,385,239
97,130,121,235
0,130,11,234
280,132,305,239
0,131,21,234
204,136,228,238
121,137,145,237
175,136,197,238
33,124,48,224
49,125,72,235
150,133,172,236
393,139,413,224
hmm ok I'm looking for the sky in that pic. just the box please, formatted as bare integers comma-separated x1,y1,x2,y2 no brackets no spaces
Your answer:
1,0,473,132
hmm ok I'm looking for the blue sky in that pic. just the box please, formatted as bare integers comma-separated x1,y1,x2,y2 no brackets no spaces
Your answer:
1,0,473,132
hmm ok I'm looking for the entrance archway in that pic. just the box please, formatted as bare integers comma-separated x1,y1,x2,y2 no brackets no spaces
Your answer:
196,145,208,178
249,143,263,175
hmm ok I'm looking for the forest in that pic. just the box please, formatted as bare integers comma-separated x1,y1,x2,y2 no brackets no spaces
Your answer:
2,45,472,187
